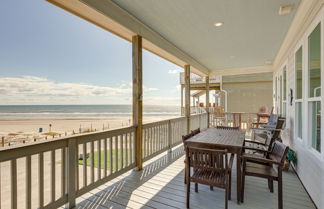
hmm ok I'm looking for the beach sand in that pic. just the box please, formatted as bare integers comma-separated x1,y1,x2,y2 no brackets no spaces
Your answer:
0,115,179,146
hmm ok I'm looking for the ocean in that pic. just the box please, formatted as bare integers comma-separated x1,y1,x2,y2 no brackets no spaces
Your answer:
0,105,181,118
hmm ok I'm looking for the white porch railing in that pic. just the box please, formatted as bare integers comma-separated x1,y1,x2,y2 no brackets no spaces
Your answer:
0,113,208,209
209,111,258,130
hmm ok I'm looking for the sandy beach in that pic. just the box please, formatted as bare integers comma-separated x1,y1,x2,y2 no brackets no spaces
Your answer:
0,115,178,146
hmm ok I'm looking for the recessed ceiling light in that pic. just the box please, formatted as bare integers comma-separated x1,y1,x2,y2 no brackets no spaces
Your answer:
214,22,224,27
279,4,293,15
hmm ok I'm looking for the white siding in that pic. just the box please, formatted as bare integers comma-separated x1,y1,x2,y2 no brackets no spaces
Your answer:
274,6,324,209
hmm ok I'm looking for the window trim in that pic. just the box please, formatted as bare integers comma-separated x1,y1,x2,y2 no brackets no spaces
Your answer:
305,17,322,156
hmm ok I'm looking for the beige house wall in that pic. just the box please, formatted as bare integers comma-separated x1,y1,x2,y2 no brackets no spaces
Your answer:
222,81,273,113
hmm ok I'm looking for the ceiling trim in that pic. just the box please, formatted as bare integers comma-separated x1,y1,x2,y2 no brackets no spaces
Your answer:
46,0,209,76
273,0,324,71
210,65,273,76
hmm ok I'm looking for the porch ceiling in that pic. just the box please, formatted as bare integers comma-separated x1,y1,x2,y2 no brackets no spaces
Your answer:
112,0,300,71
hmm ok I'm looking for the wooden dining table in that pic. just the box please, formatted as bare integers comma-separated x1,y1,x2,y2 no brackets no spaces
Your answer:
185,128,245,204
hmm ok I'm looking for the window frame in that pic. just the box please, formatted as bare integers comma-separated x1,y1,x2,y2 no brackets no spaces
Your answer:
305,17,323,157
294,44,304,141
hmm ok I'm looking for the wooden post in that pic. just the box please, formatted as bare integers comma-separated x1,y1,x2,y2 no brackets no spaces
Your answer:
66,138,76,208
206,76,210,128
132,35,143,171
184,65,191,133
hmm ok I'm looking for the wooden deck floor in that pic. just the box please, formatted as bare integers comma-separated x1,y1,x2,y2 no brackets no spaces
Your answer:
69,146,316,209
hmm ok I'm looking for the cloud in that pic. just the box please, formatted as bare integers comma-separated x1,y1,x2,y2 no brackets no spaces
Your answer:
168,69,179,74
0,76,132,97
0,76,160,104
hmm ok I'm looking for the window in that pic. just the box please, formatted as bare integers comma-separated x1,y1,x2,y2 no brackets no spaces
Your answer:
282,67,287,117
308,23,321,152
295,46,303,139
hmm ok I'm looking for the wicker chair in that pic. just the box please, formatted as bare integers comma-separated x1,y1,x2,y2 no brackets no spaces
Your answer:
241,141,289,209
185,147,234,209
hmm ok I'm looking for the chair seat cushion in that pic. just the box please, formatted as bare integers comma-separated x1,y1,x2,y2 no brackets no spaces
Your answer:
191,168,227,188
245,162,278,179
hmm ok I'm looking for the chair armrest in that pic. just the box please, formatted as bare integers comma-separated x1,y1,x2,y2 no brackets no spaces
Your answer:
252,127,282,132
242,155,280,165
228,153,235,170
244,139,266,146
243,146,268,153
252,122,267,125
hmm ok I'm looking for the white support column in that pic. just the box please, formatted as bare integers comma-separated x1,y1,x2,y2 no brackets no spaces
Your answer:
205,76,210,128
181,85,184,115
132,35,143,171
185,65,191,133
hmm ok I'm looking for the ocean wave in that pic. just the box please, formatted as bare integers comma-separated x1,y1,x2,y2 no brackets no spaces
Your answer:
0,112,180,118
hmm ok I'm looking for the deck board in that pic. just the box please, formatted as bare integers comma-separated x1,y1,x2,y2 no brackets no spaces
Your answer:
74,146,316,209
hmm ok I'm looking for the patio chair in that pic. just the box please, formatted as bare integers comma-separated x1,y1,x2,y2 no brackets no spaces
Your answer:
241,141,289,209
191,128,200,136
185,147,234,209
249,117,285,144
182,132,194,184
216,125,240,130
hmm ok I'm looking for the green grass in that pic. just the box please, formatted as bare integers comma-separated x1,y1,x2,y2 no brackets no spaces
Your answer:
8,133,19,136
43,132,58,136
78,149,131,171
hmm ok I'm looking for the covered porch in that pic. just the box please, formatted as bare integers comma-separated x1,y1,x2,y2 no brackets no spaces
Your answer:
0,0,323,208
67,146,315,209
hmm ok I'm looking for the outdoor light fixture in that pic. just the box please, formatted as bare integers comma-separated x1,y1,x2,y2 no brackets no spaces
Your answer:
214,22,224,27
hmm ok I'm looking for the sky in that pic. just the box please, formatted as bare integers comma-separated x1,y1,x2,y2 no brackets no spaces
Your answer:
0,0,183,105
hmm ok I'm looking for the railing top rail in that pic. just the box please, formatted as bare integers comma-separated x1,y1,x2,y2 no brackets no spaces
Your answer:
143,116,186,127
0,125,135,161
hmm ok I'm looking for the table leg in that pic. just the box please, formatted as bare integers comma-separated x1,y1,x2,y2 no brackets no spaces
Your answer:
236,153,241,204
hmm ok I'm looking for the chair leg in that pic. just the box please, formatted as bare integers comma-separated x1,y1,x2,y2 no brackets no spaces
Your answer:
241,172,245,203
278,178,283,209
184,169,187,184
229,171,232,200
225,180,229,209
186,180,190,208
195,183,198,192
269,179,274,193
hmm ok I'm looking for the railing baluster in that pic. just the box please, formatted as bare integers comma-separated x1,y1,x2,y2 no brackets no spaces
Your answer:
82,143,87,188
26,155,31,209
97,139,101,180
121,134,124,169
125,133,128,167
75,145,79,190
115,136,118,171
149,128,152,156
61,148,66,196
11,159,17,209
104,138,107,177
51,150,55,202
39,152,44,208
109,137,113,174
90,141,94,183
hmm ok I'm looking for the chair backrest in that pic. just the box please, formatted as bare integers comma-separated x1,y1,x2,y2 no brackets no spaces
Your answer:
186,146,229,171
269,114,278,123
191,128,200,136
216,126,239,130
182,133,193,143
275,117,286,129
269,141,289,166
